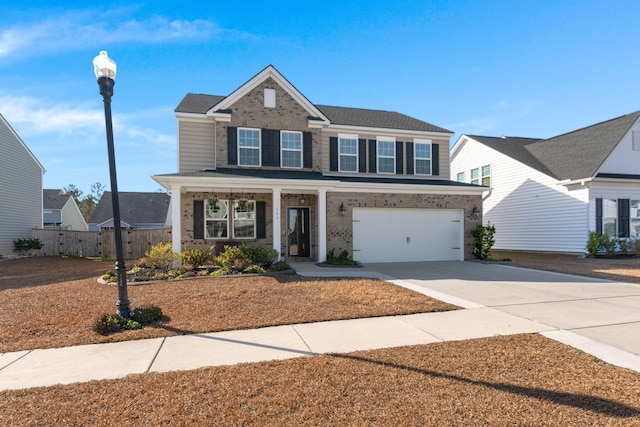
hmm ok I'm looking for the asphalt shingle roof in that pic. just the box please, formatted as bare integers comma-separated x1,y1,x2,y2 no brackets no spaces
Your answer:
43,189,70,210
89,192,170,225
175,93,451,133
468,110,640,180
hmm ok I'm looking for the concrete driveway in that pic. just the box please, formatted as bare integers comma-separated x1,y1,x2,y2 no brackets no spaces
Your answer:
360,261,640,358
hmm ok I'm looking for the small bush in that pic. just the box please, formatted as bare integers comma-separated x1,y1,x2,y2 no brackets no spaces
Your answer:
179,246,215,268
145,242,175,271
130,305,164,324
94,314,127,335
94,305,164,335
471,223,496,260
325,249,358,265
13,237,43,252
269,261,291,272
215,245,278,271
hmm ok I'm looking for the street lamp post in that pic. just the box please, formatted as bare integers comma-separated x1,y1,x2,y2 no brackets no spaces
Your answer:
93,50,130,318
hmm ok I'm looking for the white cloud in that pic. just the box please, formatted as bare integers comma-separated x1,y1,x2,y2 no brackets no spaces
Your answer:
0,10,244,60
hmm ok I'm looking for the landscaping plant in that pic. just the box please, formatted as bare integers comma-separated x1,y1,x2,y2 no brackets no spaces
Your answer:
471,223,496,260
144,242,175,271
325,249,359,265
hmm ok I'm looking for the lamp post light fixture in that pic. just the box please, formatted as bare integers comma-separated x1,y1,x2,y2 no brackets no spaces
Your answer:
93,50,130,318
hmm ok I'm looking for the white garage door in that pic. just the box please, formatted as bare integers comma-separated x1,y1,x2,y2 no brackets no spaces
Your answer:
352,208,463,263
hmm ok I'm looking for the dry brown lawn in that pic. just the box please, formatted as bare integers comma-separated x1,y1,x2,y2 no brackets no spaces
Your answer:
2,255,640,425
0,257,456,353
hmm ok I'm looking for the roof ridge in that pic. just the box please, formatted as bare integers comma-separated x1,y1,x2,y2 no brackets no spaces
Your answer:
541,110,640,142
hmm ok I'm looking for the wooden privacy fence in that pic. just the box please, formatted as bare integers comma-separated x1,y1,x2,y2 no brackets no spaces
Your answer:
32,228,172,260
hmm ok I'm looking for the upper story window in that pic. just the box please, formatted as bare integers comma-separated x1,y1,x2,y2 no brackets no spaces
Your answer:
456,172,465,182
377,137,396,174
414,139,432,175
339,133,358,172
281,131,302,168
470,168,479,185
238,128,261,166
481,165,491,186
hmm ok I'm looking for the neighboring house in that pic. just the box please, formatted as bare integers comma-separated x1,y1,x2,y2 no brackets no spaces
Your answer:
0,113,45,257
451,110,640,253
88,192,171,231
152,65,485,263
43,189,88,231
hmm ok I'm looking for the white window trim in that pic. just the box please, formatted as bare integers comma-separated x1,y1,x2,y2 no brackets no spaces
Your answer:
377,136,396,175
481,164,491,186
280,130,303,169
413,138,432,176
232,200,256,239
456,171,465,182
238,127,262,167
205,199,229,240
470,167,479,185
338,133,359,173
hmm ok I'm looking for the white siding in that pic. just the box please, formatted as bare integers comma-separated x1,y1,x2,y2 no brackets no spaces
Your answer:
0,115,44,256
597,119,640,174
588,181,640,233
178,120,216,172
61,200,88,231
451,138,589,253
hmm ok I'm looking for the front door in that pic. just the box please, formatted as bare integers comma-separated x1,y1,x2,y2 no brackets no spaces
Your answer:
287,207,310,257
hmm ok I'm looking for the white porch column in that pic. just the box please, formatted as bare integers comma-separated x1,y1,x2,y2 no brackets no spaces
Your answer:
170,185,182,254
317,189,327,262
272,188,282,260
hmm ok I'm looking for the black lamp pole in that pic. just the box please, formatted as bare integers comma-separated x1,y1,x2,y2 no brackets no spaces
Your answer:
95,52,130,318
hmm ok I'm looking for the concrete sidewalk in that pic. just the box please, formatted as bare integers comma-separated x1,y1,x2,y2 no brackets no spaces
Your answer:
2,260,640,391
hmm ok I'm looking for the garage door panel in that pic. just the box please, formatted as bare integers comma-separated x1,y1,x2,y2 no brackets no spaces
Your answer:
352,208,463,263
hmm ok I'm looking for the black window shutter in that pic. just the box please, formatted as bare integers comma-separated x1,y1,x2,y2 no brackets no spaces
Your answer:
330,137,338,171
261,129,271,166
395,141,404,175
368,140,377,173
432,144,439,176
618,198,630,237
262,129,280,167
227,127,237,165
595,198,603,234
406,142,414,175
256,201,266,238
193,200,204,239
358,139,367,173
303,132,312,168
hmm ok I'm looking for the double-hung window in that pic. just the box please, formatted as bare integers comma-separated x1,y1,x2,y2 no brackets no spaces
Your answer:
238,128,261,166
470,168,479,185
414,139,432,175
481,165,491,186
632,200,640,237
233,200,256,239
281,131,302,168
338,134,358,172
205,200,229,239
456,172,465,182
377,137,395,174
603,199,618,236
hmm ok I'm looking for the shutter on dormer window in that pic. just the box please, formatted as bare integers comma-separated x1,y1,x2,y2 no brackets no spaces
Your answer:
358,139,367,173
618,198,630,237
432,144,439,176
227,127,237,165
396,141,404,175
406,142,414,175
368,140,377,173
193,200,204,239
303,132,312,168
330,137,338,171
595,198,603,234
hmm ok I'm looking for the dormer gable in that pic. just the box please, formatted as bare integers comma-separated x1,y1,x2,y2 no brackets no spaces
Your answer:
207,65,330,125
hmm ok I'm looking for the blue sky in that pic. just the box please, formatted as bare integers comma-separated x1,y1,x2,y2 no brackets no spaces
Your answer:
1,1,639,196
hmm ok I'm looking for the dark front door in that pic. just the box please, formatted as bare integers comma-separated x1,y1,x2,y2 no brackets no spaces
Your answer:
287,207,310,257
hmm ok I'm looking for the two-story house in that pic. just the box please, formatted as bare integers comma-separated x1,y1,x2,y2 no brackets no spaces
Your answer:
153,66,485,263
451,110,640,253
0,113,45,257
43,189,88,231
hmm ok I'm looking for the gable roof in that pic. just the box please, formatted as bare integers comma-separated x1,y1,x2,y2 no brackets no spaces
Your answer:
88,192,170,225
43,189,71,210
175,66,451,134
464,110,640,180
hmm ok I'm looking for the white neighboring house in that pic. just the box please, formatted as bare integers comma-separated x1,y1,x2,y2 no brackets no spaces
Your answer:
451,110,640,253
43,189,88,231
0,113,45,257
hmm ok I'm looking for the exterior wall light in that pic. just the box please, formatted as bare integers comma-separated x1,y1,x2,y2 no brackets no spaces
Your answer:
339,202,346,216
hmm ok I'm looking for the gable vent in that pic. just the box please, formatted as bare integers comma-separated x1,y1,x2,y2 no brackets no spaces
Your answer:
264,88,276,108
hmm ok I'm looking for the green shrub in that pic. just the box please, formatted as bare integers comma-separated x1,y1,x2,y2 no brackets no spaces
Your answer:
130,305,165,324
94,314,127,335
215,245,278,271
269,261,291,272
325,249,358,265
145,242,175,271
471,223,496,260
179,246,215,268
13,237,43,252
